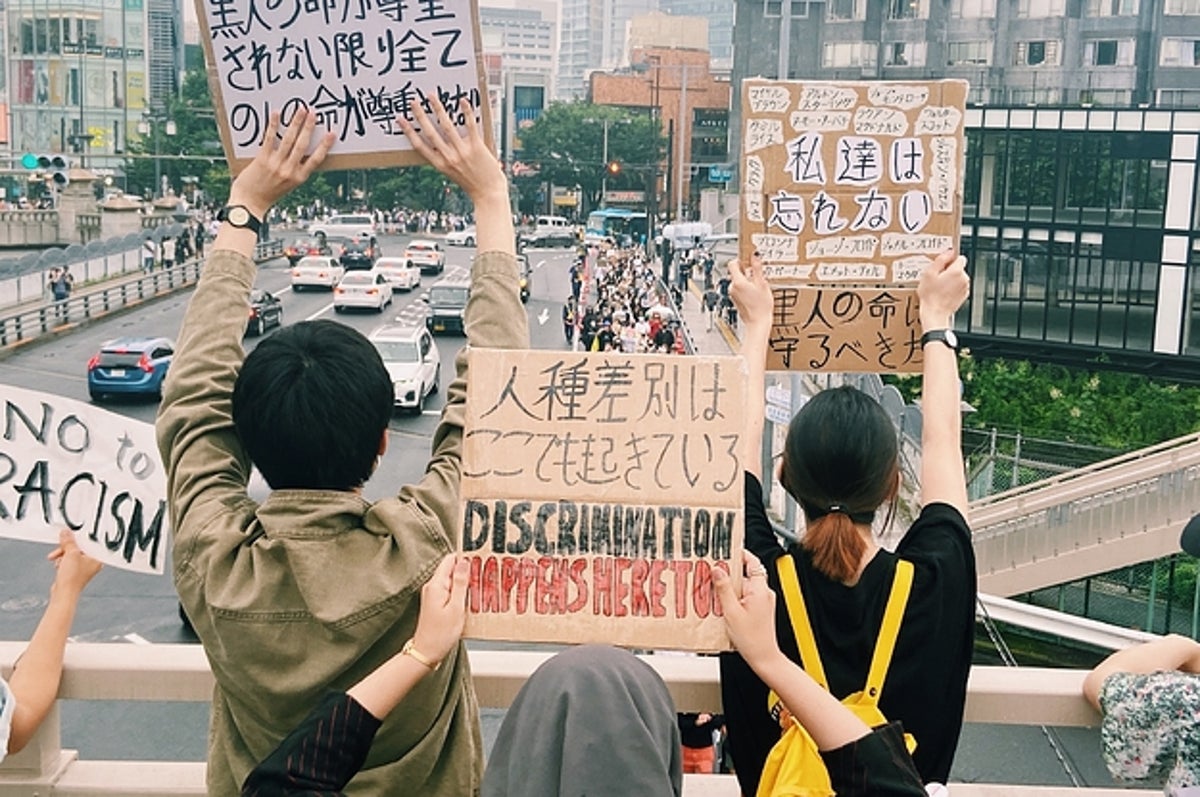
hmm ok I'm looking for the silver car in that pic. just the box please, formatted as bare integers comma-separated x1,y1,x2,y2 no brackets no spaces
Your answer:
370,325,441,413
291,255,345,291
374,256,422,290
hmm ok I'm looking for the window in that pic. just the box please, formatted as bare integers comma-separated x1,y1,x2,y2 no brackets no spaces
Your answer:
1165,0,1200,13
1160,37,1200,66
826,0,865,20
951,0,995,15
886,42,926,66
822,41,877,67
947,40,992,65
1017,0,1065,16
888,0,928,18
764,0,810,16
1015,39,1061,66
1087,0,1138,14
1085,39,1134,66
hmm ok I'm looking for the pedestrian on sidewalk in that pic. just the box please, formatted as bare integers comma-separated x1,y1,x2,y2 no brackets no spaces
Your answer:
162,237,176,270
194,223,206,258
678,712,725,773
703,286,720,331
51,266,73,320
142,238,157,272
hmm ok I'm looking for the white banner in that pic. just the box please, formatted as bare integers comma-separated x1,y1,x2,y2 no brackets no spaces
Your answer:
0,386,169,574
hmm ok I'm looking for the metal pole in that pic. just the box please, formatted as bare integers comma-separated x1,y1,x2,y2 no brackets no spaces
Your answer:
154,122,161,200
675,67,688,221
601,118,609,208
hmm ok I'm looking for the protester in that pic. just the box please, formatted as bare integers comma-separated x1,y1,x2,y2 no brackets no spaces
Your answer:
1083,634,1200,793
193,222,206,258
720,249,976,791
156,99,525,795
678,712,725,774
2,531,102,759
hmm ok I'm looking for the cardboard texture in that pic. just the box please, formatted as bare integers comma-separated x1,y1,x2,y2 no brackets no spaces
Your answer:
461,349,747,652
739,79,968,373
194,0,492,174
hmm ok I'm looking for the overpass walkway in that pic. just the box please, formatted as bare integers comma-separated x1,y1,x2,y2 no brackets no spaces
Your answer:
971,432,1200,596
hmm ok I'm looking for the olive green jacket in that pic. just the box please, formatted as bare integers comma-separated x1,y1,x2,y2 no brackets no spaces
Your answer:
157,248,527,796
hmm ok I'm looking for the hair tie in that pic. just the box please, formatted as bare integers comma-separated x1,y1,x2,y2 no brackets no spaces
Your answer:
827,504,845,514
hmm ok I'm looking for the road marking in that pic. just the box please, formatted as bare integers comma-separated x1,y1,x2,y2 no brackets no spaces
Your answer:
276,286,293,296
536,259,546,270
305,303,334,321
537,308,550,326
123,633,152,646
0,362,88,383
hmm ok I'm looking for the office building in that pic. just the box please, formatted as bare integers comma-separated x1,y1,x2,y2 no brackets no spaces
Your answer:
146,0,183,110
558,0,659,99
658,0,735,71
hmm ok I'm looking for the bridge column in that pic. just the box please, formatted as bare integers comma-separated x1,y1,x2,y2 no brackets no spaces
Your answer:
1154,133,1197,355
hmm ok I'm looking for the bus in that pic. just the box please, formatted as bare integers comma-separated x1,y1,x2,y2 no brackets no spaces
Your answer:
585,208,648,246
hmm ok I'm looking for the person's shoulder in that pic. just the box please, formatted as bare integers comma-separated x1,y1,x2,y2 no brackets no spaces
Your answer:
896,502,973,559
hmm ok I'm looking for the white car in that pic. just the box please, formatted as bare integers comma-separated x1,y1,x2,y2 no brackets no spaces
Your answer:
404,239,446,274
333,270,393,313
291,255,344,291
374,257,421,290
309,214,377,241
445,227,477,247
371,325,441,413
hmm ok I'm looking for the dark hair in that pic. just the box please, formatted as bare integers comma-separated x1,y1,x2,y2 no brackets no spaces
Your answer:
780,386,899,583
232,320,392,491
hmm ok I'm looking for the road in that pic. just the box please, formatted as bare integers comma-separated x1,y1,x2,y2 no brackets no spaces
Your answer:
0,236,1122,787
0,231,576,760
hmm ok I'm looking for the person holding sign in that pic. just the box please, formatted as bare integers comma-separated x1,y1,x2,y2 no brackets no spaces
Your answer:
720,250,975,792
2,530,102,760
157,99,526,795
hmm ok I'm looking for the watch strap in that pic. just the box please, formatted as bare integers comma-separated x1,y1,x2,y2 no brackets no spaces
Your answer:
920,329,958,351
219,205,263,234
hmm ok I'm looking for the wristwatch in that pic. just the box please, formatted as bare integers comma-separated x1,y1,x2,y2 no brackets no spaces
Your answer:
920,328,959,351
217,205,262,234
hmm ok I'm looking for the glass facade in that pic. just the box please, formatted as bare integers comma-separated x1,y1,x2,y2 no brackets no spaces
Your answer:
959,115,1197,372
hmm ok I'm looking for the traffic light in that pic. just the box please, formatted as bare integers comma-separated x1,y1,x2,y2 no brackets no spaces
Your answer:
606,160,621,177
20,153,69,187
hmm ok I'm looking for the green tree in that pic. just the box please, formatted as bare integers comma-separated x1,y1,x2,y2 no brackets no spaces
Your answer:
517,102,664,213
124,71,227,200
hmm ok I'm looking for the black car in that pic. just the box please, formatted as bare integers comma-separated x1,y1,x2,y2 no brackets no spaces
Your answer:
339,238,379,270
246,289,283,336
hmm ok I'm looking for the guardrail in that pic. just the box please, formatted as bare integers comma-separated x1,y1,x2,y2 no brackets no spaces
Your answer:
0,642,1155,797
0,240,286,353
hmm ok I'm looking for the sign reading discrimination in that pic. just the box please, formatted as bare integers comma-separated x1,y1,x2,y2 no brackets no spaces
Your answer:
461,350,747,651
195,0,491,173
0,386,168,574
739,79,968,373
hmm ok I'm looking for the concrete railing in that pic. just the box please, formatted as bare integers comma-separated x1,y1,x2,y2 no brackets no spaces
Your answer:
970,432,1200,596
0,642,1157,797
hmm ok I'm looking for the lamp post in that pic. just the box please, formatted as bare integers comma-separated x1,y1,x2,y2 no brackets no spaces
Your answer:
138,115,176,199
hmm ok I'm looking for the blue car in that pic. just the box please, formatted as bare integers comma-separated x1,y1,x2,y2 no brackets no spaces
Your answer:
87,337,174,401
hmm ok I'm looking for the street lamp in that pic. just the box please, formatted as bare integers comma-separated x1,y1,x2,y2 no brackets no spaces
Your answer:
137,115,176,199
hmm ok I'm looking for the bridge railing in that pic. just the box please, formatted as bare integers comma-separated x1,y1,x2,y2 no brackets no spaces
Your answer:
0,641,1157,797
0,240,285,352
970,432,1200,595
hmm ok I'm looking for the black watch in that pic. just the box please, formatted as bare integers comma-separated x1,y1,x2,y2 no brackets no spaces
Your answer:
218,205,263,234
920,328,959,352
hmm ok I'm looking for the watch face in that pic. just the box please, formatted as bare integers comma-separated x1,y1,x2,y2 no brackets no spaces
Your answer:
945,330,959,348
228,206,250,226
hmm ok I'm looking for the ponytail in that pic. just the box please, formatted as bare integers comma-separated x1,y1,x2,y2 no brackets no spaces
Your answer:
801,512,868,584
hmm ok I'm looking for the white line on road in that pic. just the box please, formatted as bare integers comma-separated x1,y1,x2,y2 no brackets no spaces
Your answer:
536,260,546,270
123,633,152,646
305,303,334,321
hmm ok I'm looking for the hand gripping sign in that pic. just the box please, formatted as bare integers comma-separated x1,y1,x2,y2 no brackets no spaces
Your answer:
0,386,168,574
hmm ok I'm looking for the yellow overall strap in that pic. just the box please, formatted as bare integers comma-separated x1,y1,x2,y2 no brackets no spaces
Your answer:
861,559,914,707
775,555,828,690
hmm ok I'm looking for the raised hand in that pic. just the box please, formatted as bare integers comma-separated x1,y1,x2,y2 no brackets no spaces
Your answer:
227,108,335,221
399,98,507,206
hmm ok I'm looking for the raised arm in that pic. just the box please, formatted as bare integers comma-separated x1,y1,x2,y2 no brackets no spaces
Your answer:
728,254,772,481
916,251,970,516
156,111,332,531
8,531,101,754
395,100,528,536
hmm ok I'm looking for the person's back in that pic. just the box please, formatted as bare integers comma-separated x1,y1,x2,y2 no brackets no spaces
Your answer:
157,101,524,795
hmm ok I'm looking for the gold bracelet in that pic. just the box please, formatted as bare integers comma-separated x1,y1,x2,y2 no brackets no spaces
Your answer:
401,638,439,671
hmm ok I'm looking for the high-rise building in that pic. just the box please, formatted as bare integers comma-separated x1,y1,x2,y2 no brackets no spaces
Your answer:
480,0,559,164
3,0,153,169
558,0,659,99
658,0,735,71
146,0,182,110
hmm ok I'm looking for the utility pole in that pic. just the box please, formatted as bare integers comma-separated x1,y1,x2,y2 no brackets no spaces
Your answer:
675,66,689,221
601,118,610,208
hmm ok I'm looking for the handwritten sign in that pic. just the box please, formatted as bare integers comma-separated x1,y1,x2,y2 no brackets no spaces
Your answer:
0,387,168,574
739,78,967,373
195,0,491,173
460,350,746,651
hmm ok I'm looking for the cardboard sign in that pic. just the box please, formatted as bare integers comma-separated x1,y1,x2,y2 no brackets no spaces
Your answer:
195,0,491,173
0,386,168,574
739,79,967,373
460,349,746,652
